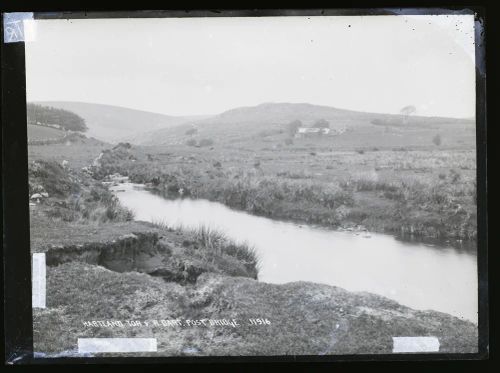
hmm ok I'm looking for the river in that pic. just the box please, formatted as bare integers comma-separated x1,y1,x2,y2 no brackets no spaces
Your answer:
111,182,478,323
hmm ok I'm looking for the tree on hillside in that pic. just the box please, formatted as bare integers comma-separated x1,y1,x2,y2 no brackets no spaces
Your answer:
286,120,302,137
312,119,330,129
27,103,87,132
400,105,416,124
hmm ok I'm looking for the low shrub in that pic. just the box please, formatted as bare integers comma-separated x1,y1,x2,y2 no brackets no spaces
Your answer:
433,134,442,146
198,138,214,147
29,160,77,196
150,223,260,279
185,127,198,136
43,178,134,224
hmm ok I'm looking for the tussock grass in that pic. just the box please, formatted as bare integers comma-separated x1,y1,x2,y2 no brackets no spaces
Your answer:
150,218,173,231
189,225,260,277
192,225,228,254
341,172,399,193
150,221,260,278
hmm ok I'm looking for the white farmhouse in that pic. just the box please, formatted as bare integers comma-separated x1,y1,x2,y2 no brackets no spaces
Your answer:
295,127,331,137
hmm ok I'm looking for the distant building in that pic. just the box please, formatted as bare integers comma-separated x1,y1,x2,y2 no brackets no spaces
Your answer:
295,127,331,137
298,127,320,134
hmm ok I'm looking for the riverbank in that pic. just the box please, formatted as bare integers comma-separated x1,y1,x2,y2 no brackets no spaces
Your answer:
90,143,477,241
32,217,478,356
109,182,478,321
29,158,478,355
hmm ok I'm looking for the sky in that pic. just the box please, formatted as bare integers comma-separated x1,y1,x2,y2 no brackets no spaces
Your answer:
25,15,476,118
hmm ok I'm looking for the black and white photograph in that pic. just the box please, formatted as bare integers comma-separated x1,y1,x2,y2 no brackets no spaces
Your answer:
4,10,486,359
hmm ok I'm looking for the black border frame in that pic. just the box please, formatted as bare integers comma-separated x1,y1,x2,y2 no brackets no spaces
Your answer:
2,6,489,365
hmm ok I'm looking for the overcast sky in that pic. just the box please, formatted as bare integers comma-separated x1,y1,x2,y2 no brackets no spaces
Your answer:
25,15,476,118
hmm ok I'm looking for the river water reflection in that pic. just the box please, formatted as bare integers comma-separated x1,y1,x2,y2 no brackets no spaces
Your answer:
111,182,478,323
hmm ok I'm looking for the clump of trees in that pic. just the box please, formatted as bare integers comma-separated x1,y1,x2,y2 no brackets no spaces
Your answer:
27,103,87,132
312,119,330,128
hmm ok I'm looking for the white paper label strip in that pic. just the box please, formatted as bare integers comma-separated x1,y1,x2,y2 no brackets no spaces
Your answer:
32,253,46,308
392,337,440,353
78,338,158,353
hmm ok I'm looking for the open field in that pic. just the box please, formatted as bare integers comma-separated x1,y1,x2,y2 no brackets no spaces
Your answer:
28,141,107,169
27,124,67,142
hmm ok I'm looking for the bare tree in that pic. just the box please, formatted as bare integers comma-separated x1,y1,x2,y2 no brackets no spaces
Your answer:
400,105,416,124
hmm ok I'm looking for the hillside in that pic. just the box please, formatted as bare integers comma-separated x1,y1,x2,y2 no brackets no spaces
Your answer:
133,102,475,147
36,101,208,143
211,102,370,125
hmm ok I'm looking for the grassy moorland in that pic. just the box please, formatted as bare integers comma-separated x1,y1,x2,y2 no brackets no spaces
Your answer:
88,137,476,241
28,146,478,356
28,104,478,355
28,102,477,243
